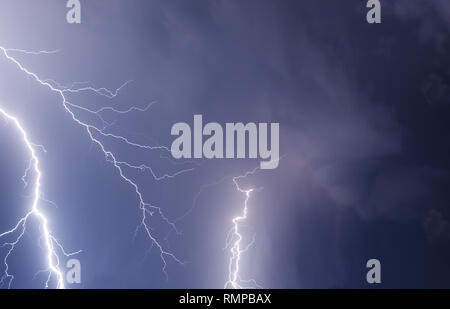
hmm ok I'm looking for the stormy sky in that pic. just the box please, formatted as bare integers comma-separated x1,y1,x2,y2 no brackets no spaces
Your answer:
0,0,449,288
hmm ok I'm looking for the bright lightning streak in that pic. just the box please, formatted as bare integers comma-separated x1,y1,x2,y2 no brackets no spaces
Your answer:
0,46,190,287
225,167,262,289
4,48,60,55
0,108,79,289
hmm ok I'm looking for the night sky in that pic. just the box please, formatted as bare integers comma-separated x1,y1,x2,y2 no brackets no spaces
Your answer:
0,0,450,288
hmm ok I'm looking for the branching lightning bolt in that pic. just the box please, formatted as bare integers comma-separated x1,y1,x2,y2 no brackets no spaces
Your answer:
0,108,80,289
0,46,191,288
225,167,262,289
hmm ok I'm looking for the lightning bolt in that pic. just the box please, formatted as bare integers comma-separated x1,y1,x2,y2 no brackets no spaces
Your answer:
0,108,80,289
0,46,191,288
225,167,262,289
4,48,60,55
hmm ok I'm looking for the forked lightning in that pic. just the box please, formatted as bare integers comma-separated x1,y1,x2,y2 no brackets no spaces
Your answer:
0,47,191,288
